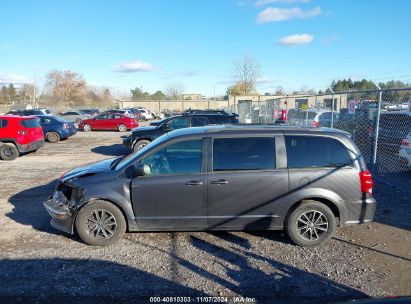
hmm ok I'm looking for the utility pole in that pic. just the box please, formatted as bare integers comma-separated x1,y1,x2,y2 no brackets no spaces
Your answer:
33,73,37,108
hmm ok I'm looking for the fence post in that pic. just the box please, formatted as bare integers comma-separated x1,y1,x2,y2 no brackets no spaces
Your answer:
285,95,288,123
329,87,335,128
372,86,383,166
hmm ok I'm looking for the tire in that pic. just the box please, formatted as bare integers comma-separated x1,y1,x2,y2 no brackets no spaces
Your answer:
83,124,91,132
286,200,336,247
47,132,60,143
75,200,126,246
133,139,150,152
0,143,19,161
118,124,127,132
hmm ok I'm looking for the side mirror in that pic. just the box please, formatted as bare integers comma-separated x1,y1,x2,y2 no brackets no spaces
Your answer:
125,163,150,178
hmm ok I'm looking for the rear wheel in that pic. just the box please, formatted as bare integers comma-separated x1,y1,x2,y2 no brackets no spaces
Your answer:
133,139,150,152
83,124,91,132
75,200,126,246
0,143,19,161
118,124,127,132
286,200,336,247
47,132,60,143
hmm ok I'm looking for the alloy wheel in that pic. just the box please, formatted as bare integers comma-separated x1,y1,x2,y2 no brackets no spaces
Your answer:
86,209,117,240
296,210,329,241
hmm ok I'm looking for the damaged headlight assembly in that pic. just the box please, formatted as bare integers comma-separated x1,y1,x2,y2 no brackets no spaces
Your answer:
43,181,84,220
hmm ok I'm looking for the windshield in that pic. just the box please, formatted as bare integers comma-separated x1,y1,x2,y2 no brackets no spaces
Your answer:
115,133,170,171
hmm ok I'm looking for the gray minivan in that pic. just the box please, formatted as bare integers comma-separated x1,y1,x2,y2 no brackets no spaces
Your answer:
44,125,376,247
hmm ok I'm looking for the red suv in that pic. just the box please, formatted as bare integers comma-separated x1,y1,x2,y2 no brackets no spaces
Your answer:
0,115,45,160
79,113,138,132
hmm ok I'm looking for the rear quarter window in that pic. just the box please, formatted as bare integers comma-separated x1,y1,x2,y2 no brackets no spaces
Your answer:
20,118,41,128
0,119,8,128
285,135,353,168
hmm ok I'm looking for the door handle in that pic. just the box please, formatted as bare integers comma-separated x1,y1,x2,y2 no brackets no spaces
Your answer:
211,179,228,185
185,181,203,186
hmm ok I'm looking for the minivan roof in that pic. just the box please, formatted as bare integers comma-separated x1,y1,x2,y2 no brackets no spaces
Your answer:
166,124,351,138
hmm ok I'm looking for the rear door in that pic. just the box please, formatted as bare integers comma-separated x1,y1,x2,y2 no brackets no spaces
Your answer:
38,117,52,135
206,135,289,229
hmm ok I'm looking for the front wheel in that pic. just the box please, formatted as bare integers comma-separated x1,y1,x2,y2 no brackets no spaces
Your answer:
75,200,126,246
0,143,19,161
286,200,336,247
133,139,150,152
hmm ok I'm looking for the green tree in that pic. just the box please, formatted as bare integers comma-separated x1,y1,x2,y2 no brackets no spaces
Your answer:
130,87,150,100
151,90,166,100
8,84,17,103
0,86,8,104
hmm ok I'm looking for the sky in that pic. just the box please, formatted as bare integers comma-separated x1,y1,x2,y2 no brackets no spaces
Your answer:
0,0,410,97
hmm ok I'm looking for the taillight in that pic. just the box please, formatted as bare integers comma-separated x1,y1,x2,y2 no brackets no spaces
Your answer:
313,121,320,127
359,171,373,194
63,124,69,129
18,130,28,136
401,139,410,147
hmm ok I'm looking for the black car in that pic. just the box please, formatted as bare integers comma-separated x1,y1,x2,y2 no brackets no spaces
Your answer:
44,125,376,247
123,113,239,151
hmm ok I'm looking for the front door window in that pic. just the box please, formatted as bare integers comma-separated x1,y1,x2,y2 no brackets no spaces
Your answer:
141,139,202,176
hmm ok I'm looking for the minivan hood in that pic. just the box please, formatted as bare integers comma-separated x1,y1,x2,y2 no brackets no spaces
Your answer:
61,158,116,181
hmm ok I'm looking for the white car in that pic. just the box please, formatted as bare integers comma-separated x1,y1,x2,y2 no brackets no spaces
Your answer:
399,132,411,168
385,104,399,111
139,109,153,120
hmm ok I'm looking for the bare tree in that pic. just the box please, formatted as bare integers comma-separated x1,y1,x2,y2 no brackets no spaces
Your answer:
18,84,37,104
232,55,260,95
274,85,286,95
165,82,184,99
45,70,87,106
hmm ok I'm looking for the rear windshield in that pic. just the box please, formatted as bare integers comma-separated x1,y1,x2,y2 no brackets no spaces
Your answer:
20,118,41,128
54,116,68,124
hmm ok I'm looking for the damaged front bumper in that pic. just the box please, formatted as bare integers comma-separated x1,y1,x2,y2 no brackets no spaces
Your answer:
43,189,78,234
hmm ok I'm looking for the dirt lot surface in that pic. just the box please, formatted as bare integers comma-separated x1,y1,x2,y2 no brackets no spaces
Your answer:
0,127,410,303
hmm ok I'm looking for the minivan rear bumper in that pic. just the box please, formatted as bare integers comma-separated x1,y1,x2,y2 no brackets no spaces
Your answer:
340,197,376,225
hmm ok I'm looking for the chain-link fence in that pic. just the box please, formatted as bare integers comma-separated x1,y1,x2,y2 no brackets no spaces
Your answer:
225,88,411,193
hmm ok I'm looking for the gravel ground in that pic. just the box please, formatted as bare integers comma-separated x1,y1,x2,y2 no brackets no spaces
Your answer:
0,127,410,303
